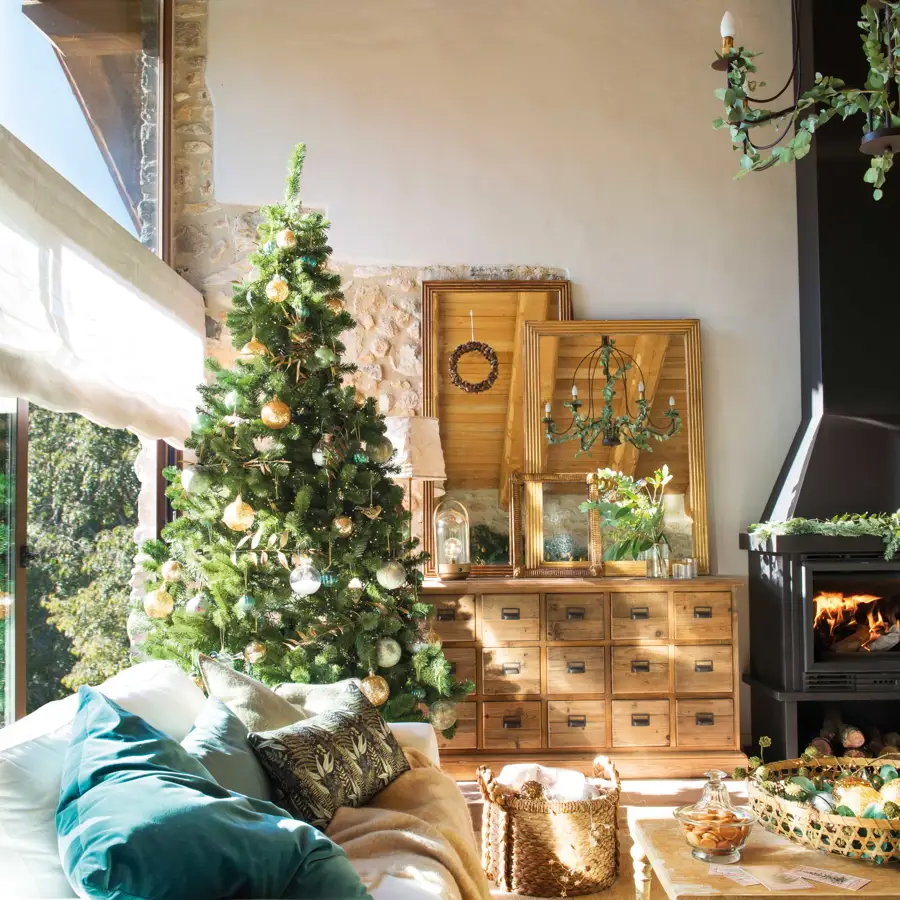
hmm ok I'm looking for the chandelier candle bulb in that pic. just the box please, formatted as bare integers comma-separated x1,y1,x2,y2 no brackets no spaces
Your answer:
669,396,676,407
571,384,578,397
720,10,735,52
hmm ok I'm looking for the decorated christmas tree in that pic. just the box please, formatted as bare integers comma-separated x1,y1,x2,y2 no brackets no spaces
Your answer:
135,144,471,732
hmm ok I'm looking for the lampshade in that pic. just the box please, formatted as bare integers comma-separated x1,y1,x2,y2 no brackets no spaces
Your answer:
384,415,446,481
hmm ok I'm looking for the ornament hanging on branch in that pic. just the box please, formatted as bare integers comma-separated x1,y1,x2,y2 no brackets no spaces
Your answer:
261,397,291,430
375,637,402,668
429,699,458,731
223,495,255,532
185,593,208,617
144,588,174,620
239,337,268,360
181,465,212,495
376,561,406,591
449,310,499,394
360,672,390,707
366,435,394,465
161,560,183,582
265,275,290,303
312,434,338,467
314,346,337,368
290,560,322,596
235,593,257,616
275,228,297,249
325,297,344,315
333,515,353,536
244,640,267,663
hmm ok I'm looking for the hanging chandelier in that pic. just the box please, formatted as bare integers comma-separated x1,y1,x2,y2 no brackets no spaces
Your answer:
711,2,900,199
542,336,682,455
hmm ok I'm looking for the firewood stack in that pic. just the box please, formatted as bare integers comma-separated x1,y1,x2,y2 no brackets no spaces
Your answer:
813,709,900,758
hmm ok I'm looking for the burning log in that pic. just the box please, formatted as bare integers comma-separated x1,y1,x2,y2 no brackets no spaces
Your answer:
833,624,870,653
863,622,900,652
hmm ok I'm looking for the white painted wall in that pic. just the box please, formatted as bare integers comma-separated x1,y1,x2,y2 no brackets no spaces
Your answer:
207,0,800,577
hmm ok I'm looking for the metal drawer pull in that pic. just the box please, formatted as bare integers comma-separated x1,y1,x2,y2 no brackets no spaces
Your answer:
631,713,651,727
693,605,713,619
695,713,716,726
436,609,456,621
501,662,521,676
448,662,457,675
567,715,587,728
631,659,651,673
502,716,522,729
566,607,586,620
630,606,649,620
501,607,521,620
695,660,714,673
566,661,586,675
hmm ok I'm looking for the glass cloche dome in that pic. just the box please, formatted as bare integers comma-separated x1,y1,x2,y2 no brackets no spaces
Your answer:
433,498,471,580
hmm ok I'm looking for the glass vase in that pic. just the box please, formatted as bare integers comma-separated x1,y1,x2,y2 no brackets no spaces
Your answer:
642,542,668,578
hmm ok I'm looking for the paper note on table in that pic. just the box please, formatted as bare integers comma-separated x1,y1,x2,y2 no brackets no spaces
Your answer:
750,867,815,891
709,864,762,886
791,866,871,891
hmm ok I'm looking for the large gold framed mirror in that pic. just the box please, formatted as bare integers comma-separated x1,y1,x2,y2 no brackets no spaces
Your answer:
523,320,709,573
422,281,572,578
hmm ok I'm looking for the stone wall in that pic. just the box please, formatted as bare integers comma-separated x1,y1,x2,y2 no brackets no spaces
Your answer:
170,0,563,418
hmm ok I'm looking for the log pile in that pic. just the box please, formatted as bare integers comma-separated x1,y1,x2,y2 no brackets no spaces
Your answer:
812,710,900,758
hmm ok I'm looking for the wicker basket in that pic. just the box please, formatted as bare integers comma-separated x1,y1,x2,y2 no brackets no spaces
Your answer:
477,757,620,897
749,756,900,864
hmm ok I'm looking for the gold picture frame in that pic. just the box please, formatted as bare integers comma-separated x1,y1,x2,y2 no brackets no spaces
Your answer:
422,280,572,579
523,319,709,574
508,472,602,577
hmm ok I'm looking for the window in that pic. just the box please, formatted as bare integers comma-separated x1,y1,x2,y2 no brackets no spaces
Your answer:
0,399,17,725
0,0,163,252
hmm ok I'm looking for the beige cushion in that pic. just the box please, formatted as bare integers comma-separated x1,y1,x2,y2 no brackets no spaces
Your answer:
198,654,305,732
275,678,362,715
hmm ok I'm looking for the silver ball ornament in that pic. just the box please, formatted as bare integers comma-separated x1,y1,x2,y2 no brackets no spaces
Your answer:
185,593,208,617
376,561,406,591
290,561,322,596
429,700,458,731
375,637,402,668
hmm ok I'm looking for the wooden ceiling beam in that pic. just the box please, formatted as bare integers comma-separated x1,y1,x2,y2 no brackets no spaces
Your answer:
22,0,141,41
499,293,549,508
609,334,670,476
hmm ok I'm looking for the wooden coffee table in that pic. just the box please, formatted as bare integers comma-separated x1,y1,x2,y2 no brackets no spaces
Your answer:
630,815,900,899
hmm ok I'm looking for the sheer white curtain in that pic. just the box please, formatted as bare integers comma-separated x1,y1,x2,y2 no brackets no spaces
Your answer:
0,126,205,446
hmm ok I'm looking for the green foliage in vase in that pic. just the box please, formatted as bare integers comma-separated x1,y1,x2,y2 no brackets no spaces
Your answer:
582,465,672,561
749,511,900,560
26,407,139,710
141,144,473,728
713,2,899,199
470,524,509,565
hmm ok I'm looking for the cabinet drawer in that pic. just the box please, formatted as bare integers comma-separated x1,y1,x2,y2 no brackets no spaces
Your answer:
481,594,540,642
547,647,605,694
482,647,541,694
674,645,733,693
483,701,542,749
430,595,476,642
611,700,670,748
676,699,734,748
546,594,605,641
443,648,477,688
612,645,670,694
548,701,607,749
610,593,668,639
675,592,733,641
437,702,477,750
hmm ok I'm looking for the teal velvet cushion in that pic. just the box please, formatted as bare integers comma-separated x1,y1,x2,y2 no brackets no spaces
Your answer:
181,696,272,802
57,687,371,900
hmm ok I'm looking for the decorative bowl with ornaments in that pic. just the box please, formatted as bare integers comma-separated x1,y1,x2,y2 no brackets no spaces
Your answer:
674,770,755,864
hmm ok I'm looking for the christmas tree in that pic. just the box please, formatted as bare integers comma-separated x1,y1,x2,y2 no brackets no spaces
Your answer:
136,144,472,732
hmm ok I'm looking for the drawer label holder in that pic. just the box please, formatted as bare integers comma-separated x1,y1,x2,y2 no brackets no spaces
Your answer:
693,605,713,619
566,661,586,675
631,713,651,727
567,714,587,728
695,712,716,726
502,716,522,729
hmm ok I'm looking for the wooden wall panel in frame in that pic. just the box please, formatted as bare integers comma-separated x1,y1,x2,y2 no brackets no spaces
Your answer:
422,281,572,578
523,320,709,574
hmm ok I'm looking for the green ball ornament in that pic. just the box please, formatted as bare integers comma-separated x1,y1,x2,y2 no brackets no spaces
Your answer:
376,561,406,591
181,465,212,495
314,346,336,367
350,441,369,464
320,571,339,588
429,700,458,731
235,594,257,615
193,412,215,432
375,637,402,668
366,435,394,465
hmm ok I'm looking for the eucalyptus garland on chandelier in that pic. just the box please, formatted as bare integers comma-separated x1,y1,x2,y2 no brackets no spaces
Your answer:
713,2,900,199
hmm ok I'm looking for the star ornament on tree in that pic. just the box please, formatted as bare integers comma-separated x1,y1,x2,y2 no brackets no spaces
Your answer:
138,143,472,731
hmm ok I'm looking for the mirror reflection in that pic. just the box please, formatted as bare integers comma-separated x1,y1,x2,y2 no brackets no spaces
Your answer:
541,482,590,563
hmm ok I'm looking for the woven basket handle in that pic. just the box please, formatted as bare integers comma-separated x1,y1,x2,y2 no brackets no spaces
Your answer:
592,755,621,792
476,766,495,803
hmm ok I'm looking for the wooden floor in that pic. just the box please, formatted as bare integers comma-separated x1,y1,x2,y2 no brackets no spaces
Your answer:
459,777,749,899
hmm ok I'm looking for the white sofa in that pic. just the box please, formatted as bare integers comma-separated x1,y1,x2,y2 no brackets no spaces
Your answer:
0,661,443,900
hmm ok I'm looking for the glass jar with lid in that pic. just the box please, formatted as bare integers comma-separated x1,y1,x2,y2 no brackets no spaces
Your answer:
433,498,471,580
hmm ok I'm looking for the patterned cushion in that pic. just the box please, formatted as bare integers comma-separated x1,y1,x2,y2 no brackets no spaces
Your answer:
247,684,410,829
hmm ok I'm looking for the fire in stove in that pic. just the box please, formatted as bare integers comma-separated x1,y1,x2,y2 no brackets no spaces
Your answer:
814,592,900,653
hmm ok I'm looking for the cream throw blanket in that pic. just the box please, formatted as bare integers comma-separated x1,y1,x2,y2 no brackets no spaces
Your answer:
327,749,491,900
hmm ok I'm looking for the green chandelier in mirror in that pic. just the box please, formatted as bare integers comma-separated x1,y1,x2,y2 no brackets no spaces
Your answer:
542,336,682,455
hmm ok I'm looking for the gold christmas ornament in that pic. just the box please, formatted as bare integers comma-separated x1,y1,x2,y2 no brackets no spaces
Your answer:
0,592,12,621
325,297,344,314
243,640,267,664
261,397,291,430
144,588,175,620
275,228,297,249
265,275,290,303
161,560,184,582
223,495,255,532
360,673,390,707
333,515,353,536
239,337,268,359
